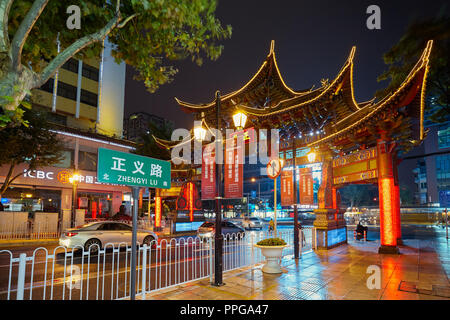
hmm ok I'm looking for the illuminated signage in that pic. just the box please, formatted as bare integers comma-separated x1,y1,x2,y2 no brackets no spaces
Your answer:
332,148,378,185
23,169,100,185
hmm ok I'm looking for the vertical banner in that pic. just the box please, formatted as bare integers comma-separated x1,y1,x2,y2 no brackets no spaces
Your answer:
201,144,216,200
224,136,243,199
189,182,194,222
281,169,294,206
299,167,314,205
155,191,162,228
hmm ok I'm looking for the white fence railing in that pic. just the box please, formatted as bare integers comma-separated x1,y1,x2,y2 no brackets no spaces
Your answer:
0,219,155,241
0,228,314,300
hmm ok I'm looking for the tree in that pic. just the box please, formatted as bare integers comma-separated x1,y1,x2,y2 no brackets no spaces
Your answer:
0,107,64,198
376,14,450,123
338,184,378,208
0,0,231,127
134,121,172,160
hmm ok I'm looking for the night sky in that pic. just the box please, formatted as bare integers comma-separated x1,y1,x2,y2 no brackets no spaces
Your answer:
124,0,448,130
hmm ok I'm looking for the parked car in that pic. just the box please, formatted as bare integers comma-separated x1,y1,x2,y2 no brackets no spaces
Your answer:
59,221,158,252
242,217,263,230
197,220,245,240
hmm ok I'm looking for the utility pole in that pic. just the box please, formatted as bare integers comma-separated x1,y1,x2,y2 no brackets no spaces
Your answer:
292,139,300,259
213,91,224,287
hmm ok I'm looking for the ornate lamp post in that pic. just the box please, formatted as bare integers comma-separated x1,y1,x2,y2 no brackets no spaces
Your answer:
194,94,247,287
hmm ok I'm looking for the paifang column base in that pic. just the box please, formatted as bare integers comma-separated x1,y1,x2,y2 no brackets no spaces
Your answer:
378,245,400,255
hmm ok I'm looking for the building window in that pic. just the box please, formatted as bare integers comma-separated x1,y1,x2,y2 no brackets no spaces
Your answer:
61,58,79,73
438,126,450,149
78,151,97,171
54,149,74,168
436,155,450,183
82,64,99,82
41,79,77,101
40,79,97,107
80,89,98,107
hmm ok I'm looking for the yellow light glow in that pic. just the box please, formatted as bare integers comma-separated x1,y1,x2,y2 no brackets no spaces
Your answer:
233,111,247,129
307,151,316,163
193,123,206,141
308,41,433,148
25,194,32,198
251,178,256,182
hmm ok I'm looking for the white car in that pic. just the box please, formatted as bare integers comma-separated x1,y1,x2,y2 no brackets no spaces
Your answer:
242,217,263,230
59,221,158,252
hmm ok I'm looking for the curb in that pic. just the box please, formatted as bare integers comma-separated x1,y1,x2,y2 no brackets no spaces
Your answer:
0,239,59,248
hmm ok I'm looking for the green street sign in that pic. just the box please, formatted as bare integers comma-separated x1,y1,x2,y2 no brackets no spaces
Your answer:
97,148,171,189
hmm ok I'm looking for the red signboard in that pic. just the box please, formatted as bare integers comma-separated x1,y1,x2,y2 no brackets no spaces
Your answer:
201,145,216,200
228,127,256,144
224,137,243,199
280,169,294,206
155,195,162,228
299,167,314,205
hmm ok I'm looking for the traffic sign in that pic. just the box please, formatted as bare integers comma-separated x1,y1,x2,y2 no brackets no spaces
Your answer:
267,159,282,179
97,148,171,189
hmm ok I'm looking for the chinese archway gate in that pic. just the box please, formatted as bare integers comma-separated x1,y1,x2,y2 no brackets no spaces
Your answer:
160,40,433,254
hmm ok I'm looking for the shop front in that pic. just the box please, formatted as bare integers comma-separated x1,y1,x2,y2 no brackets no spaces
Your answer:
0,163,130,221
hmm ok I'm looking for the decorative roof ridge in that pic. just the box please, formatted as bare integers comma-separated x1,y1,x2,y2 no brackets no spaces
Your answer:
307,40,433,147
174,40,313,110
240,46,357,117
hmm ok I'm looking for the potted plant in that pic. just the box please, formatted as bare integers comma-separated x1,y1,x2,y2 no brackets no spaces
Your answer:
254,238,288,274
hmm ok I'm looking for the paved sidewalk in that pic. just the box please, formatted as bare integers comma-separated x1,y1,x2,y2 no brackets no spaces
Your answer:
141,238,450,300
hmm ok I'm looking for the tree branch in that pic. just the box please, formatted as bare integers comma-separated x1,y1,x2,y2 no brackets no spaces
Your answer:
10,0,49,69
0,0,14,52
36,11,138,87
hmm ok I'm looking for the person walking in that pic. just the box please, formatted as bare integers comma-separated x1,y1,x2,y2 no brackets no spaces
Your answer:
269,218,274,233
298,222,306,247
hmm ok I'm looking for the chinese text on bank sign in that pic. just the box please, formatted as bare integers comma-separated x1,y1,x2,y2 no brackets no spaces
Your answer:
97,148,171,189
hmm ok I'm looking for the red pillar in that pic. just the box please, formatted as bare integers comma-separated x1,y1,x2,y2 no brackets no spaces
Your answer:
393,154,402,242
376,135,399,254
332,187,338,221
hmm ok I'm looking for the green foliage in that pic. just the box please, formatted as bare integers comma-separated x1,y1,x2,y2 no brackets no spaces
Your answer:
0,107,64,194
338,184,378,208
376,14,450,123
256,238,287,246
134,121,172,160
9,0,232,93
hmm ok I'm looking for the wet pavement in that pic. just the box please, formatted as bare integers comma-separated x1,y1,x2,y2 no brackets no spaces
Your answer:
141,236,450,300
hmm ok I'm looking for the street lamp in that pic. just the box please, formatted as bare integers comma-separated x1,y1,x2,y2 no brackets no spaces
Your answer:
307,150,317,163
69,173,80,228
195,101,247,287
232,110,247,130
194,121,207,142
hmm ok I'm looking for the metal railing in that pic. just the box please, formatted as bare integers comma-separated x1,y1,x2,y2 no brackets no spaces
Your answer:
0,221,62,240
0,218,155,241
0,228,314,300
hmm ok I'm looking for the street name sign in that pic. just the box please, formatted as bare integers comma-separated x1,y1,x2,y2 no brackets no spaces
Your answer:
97,148,171,189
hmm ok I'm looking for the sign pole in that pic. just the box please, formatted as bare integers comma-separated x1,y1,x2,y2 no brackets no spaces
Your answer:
213,91,224,287
292,139,299,260
130,186,140,300
274,178,277,237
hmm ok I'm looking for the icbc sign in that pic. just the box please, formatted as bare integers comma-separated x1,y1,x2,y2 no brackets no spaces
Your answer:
57,170,71,183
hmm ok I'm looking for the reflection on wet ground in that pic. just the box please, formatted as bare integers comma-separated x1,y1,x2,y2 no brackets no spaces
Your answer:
143,236,450,300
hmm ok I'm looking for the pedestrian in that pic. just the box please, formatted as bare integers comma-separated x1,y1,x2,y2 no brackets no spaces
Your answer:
269,218,274,232
298,222,305,246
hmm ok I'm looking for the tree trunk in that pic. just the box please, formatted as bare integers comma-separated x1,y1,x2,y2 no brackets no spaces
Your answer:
0,66,37,111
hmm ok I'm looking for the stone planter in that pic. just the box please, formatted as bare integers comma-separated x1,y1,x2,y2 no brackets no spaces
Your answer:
254,244,288,274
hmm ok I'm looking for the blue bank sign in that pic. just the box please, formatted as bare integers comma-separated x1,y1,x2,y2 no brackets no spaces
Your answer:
97,148,171,189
